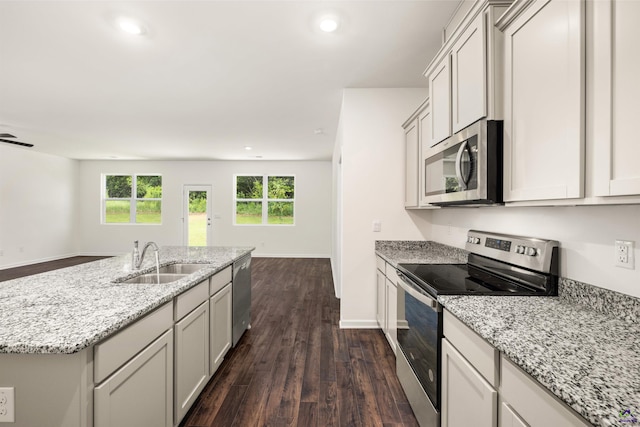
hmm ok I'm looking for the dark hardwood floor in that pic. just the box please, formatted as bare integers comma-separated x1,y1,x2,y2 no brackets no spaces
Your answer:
0,256,111,282
1,256,417,426
181,257,418,427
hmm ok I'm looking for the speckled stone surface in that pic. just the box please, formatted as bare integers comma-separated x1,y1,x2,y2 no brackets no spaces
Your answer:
375,240,468,266
439,293,640,427
560,277,640,324
0,246,253,354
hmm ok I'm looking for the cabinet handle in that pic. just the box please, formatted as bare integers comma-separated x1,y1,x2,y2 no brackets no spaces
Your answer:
455,141,469,190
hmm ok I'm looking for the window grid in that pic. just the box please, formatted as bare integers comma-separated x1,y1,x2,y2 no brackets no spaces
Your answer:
102,174,162,224
234,175,295,226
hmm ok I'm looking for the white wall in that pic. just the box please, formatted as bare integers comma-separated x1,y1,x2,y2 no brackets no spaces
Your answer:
336,88,432,327
0,145,79,268
426,205,640,298
77,160,332,257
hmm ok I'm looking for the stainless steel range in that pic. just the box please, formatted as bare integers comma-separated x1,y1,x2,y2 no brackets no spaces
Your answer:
394,230,559,427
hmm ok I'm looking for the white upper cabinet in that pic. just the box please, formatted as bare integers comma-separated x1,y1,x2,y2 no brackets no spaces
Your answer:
451,14,486,134
429,56,452,145
403,98,434,209
425,1,510,147
404,116,420,208
499,0,585,202
418,103,432,207
590,0,640,197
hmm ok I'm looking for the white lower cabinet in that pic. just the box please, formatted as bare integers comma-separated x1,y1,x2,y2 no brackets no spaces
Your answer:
500,355,591,427
375,256,398,354
376,267,386,330
94,330,174,427
210,283,232,375
441,338,497,427
174,300,210,425
442,310,498,427
500,402,529,427
443,309,592,427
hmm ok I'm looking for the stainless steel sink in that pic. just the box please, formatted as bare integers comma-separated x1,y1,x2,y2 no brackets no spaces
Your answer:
158,263,209,274
120,273,187,284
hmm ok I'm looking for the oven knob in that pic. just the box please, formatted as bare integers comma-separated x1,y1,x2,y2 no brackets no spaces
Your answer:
525,247,537,256
473,237,480,244
467,237,473,244
516,245,525,254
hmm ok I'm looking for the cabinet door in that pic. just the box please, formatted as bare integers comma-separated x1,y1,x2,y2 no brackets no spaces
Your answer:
95,330,173,427
418,102,432,207
591,0,640,196
441,338,497,427
451,13,486,133
500,402,529,427
429,56,452,145
376,269,386,331
385,277,397,355
404,117,419,207
175,301,210,425
502,0,585,202
210,283,232,375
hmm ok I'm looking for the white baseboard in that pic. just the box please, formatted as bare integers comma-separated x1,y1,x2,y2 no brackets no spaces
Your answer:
339,319,380,329
0,252,79,270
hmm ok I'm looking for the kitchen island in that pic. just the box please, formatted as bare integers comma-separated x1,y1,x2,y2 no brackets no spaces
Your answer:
377,240,640,427
0,246,253,427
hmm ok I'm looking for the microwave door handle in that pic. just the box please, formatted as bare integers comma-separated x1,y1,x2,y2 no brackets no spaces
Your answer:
455,140,468,190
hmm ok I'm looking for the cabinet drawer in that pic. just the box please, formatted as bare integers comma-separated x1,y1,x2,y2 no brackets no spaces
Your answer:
500,354,591,427
94,329,173,427
210,266,232,296
94,302,173,384
175,279,209,321
443,310,498,387
376,256,386,274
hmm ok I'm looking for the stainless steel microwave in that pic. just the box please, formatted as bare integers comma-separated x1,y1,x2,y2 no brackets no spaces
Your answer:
424,119,503,206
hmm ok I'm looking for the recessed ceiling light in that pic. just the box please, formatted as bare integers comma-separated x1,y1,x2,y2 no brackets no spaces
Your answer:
117,17,147,36
319,17,339,33
244,146,253,151
314,128,324,135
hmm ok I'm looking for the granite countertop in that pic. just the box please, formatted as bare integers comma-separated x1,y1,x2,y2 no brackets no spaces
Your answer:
0,246,253,355
375,240,468,266
440,294,640,427
375,240,640,427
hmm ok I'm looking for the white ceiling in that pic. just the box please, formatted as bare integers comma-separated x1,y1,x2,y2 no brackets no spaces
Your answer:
0,1,459,161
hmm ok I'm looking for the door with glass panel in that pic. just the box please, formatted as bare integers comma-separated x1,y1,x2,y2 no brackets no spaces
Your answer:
183,185,212,246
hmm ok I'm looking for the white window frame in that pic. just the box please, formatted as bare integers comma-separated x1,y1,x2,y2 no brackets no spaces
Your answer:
102,173,163,225
233,174,295,226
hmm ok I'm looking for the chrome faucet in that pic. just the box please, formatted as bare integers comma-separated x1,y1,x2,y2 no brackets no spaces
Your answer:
132,240,159,269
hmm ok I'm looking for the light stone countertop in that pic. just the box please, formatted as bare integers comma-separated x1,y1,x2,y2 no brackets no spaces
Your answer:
0,246,253,354
376,240,640,427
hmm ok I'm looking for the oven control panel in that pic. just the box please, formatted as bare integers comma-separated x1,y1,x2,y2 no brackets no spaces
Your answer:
465,230,558,274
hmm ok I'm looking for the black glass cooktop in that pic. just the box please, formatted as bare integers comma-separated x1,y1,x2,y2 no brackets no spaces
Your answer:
397,263,549,298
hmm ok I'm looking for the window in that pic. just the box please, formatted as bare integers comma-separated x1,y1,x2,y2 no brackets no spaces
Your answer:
103,174,162,224
234,175,294,225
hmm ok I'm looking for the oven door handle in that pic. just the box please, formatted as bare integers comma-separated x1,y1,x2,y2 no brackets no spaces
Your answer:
397,272,438,309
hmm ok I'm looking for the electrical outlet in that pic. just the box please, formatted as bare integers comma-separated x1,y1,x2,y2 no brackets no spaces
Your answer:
615,240,635,269
0,387,15,422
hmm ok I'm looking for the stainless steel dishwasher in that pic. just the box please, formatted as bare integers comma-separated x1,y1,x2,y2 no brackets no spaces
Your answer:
232,254,251,346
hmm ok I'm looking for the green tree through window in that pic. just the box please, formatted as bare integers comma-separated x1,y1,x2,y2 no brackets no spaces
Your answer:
235,175,294,225
103,174,162,224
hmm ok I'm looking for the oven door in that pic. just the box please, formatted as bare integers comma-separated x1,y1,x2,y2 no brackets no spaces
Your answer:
396,272,442,411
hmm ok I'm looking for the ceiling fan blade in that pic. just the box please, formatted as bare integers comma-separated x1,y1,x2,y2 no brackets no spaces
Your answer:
0,133,17,138
0,138,34,148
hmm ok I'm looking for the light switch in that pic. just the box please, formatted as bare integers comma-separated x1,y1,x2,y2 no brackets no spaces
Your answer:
372,220,381,232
